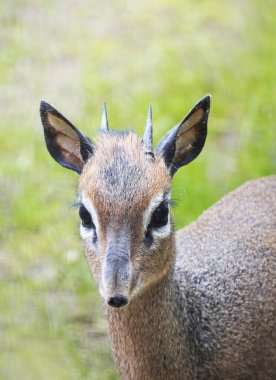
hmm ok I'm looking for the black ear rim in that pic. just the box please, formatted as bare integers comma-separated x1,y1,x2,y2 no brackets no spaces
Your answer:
155,125,179,168
155,94,211,176
40,101,94,174
183,94,211,126
171,94,210,173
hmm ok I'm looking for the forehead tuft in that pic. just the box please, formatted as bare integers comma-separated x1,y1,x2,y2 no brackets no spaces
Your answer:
79,132,170,215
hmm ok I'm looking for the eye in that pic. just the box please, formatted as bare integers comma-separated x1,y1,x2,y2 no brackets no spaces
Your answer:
148,201,169,229
79,204,95,229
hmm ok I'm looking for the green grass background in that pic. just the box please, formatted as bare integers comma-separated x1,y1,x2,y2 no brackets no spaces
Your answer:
0,0,275,379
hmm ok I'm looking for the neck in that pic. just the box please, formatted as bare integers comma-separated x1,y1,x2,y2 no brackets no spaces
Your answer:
106,271,193,380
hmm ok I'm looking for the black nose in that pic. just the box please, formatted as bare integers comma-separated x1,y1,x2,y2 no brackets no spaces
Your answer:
107,296,128,308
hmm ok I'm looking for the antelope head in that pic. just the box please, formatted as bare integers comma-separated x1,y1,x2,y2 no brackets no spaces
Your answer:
40,95,210,308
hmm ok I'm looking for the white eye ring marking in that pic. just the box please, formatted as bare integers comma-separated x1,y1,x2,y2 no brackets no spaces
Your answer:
143,191,172,240
151,222,171,238
79,194,100,241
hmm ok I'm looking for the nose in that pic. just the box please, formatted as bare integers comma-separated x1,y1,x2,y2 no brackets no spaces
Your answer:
107,295,128,308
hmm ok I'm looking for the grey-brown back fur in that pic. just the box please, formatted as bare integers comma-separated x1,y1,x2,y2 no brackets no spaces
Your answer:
176,176,276,378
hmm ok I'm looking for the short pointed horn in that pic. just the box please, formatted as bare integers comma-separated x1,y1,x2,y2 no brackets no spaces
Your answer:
142,105,153,154
100,103,109,132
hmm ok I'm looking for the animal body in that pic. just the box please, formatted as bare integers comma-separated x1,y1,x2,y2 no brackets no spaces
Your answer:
40,96,276,380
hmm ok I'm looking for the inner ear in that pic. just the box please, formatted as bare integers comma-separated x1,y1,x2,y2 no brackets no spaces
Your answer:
40,101,94,174
155,95,210,176
47,113,80,141
173,108,205,166
47,113,84,166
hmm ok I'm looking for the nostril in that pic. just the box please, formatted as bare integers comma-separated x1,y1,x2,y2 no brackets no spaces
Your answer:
107,296,128,308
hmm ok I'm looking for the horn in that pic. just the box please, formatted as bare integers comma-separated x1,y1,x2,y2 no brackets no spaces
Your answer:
100,103,109,132
143,105,153,155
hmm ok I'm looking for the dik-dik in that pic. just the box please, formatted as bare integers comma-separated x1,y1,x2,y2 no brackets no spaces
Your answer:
40,95,276,380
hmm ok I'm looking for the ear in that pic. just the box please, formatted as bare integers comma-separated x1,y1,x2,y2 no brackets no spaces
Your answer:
40,101,94,174
155,95,211,176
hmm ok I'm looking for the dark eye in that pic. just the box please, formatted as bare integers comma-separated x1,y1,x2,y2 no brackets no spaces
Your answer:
79,204,95,229
148,201,169,229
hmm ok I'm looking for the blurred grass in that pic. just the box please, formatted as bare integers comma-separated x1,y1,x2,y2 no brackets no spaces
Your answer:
0,0,275,379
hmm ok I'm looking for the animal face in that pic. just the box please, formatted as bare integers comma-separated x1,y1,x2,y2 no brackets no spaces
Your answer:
79,132,173,305
40,95,210,307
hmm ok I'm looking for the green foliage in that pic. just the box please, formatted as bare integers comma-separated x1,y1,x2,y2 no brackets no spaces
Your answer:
0,0,275,379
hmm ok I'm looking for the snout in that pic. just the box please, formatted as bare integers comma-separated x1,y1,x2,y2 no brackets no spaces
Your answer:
107,295,128,308
101,233,131,308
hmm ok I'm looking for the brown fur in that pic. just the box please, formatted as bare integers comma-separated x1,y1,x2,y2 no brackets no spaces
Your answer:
80,132,171,218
